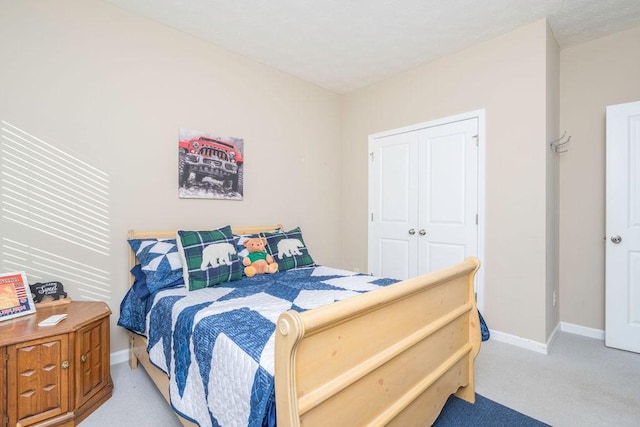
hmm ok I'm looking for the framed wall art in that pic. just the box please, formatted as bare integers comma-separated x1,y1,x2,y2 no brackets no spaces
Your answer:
178,128,244,200
0,271,36,321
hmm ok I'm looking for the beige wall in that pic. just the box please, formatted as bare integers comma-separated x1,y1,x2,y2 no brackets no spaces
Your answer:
0,0,342,353
559,25,640,330
545,24,561,338
341,20,553,343
3,0,637,354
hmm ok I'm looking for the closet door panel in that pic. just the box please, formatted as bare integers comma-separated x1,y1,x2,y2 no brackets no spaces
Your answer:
378,238,412,280
424,242,467,274
369,131,420,279
417,118,478,275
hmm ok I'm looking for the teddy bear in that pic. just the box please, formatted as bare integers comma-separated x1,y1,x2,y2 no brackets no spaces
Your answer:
243,237,279,277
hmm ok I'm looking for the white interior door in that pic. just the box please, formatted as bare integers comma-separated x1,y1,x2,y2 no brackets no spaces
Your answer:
606,100,640,353
418,118,478,273
368,131,420,280
368,117,479,280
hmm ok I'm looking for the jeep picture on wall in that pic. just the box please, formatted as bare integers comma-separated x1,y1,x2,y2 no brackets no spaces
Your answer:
178,128,244,200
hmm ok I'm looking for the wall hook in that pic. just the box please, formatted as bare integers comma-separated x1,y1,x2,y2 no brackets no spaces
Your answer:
550,131,571,153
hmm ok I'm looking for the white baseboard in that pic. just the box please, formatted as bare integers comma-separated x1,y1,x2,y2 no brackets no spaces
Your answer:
489,330,550,354
110,348,129,365
560,321,605,340
489,322,604,355
546,322,561,349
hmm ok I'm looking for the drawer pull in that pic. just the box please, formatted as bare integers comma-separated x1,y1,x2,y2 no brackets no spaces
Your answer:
81,354,87,363
61,360,69,369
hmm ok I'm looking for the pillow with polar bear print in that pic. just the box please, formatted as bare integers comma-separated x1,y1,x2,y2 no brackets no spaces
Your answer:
177,225,242,290
260,227,315,272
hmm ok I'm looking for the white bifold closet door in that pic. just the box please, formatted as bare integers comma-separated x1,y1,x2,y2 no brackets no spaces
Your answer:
368,118,479,280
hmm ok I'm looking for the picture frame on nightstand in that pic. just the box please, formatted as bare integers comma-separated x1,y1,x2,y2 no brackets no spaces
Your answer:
0,271,36,321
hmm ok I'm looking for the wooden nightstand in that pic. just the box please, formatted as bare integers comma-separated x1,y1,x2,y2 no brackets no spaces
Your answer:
0,301,113,427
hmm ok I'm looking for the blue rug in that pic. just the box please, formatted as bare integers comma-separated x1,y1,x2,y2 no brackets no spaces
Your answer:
433,394,550,426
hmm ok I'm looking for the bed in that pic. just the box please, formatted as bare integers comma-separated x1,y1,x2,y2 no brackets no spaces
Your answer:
119,224,483,426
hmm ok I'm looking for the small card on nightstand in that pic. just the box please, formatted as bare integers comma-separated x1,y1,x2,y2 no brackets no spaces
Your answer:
38,314,68,327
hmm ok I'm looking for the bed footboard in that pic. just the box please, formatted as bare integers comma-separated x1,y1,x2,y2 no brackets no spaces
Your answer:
275,257,481,426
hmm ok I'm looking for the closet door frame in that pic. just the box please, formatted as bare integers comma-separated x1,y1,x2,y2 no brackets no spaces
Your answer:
368,109,486,311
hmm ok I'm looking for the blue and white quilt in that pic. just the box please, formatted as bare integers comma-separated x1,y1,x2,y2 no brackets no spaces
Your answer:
122,266,397,427
118,265,490,427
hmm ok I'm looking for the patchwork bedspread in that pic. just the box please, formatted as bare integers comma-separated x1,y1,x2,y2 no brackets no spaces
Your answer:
136,266,398,427
118,265,490,427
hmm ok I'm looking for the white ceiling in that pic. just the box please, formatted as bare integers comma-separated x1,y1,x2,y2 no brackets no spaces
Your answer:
104,0,640,93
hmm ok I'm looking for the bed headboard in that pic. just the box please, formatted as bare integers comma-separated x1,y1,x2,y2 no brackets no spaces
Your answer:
126,224,284,284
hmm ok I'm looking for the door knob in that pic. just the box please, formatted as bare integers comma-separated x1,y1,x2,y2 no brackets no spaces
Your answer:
611,235,622,244
419,229,426,236
408,229,416,235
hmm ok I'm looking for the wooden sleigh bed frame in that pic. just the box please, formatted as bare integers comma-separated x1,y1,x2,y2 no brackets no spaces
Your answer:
127,225,482,426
